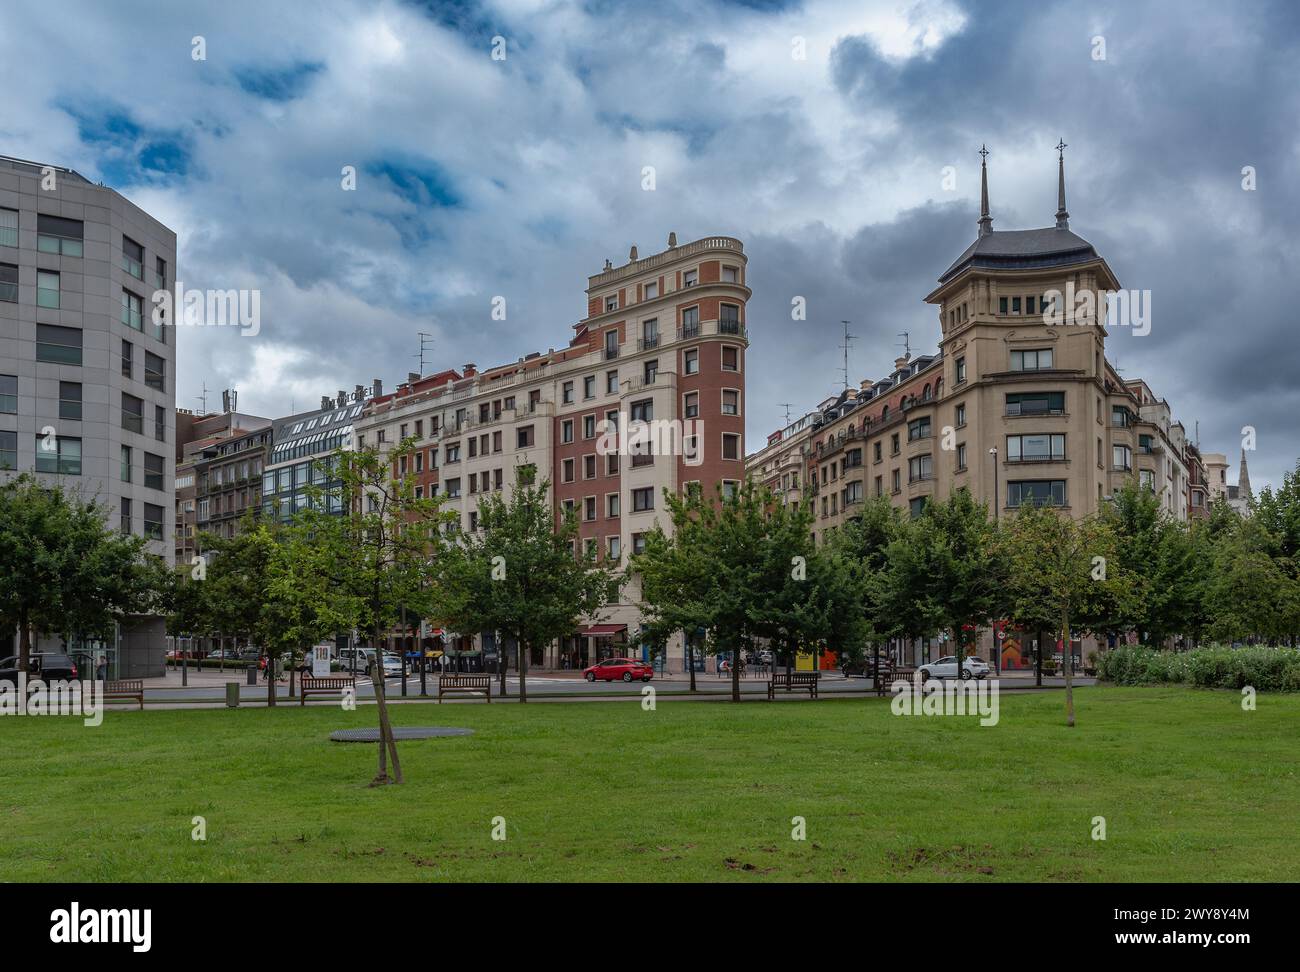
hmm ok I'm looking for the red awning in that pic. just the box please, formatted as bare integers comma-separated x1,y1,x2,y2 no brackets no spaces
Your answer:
579,624,627,636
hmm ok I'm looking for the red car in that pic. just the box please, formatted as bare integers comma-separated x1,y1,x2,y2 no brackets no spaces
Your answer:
583,657,653,683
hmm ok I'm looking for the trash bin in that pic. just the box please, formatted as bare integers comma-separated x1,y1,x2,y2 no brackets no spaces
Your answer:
226,682,239,708
247,664,257,686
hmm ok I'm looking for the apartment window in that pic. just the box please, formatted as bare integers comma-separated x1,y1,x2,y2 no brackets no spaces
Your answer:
1008,480,1066,508
144,351,165,391
144,503,164,541
606,370,619,394
583,415,596,439
155,256,168,289
683,268,698,287
121,237,144,279
445,443,461,462
0,375,16,414
720,304,741,334
1113,445,1133,471
630,399,652,423
58,381,82,420
956,443,967,470
891,469,900,493
605,329,619,360
0,208,17,247
684,391,699,418
999,296,1009,315
722,346,739,371
1011,348,1053,371
1006,392,1065,416
908,454,933,482
562,381,574,404
517,425,534,448
631,532,648,555
36,324,82,365
605,294,619,312
121,289,144,330
722,389,739,416
584,454,596,479
722,265,739,283
955,357,967,383
845,448,863,469
606,452,619,475
1111,406,1132,428
1140,469,1155,490
908,416,932,441
891,433,900,455
873,475,883,497
722,433,740,460
721,480,739,501
119,497,131,534
681,305,699,336
684,348,699,375
37,215,83,257
468,472,478,494
607,493,620,518
630,441,654,467
563,458,575,483
562,419,574,444
607,535,621,559
35,434,81,475
468,438,478,458
0,263,16,302
644,280,658,300
873,441,882,463
605,409,619,435
845,480,863,504
1007,433,1066,462
1025,295,1037,314
584,496,597,521
144,452,165,491
121,393,144,434
955,403,967,427
37,270,60,308
1011,296,1022,314
445,478,461,498
155,405,165,442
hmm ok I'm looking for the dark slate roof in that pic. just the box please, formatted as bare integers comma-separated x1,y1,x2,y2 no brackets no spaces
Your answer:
939,226,1098,283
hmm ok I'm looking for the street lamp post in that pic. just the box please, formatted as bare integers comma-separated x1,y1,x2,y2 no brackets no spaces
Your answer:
989,446,999,521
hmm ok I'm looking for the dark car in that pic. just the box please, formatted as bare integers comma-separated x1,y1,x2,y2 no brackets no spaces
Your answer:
0,652,79,683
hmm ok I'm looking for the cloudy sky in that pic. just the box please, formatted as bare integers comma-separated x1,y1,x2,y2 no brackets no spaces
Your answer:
4,0,1298,488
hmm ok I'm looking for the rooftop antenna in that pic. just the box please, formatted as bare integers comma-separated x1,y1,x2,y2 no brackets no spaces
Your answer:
896,331,912,358
840,320,856,390
415,331,435,375
195,382,210,414
778,402,794,426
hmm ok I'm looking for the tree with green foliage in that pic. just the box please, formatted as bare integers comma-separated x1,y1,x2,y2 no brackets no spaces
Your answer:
835,496,906,676
429,466,619,702
0,474,159,670
1000,503,1138,726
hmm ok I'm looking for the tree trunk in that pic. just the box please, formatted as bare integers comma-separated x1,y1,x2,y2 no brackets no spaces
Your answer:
1061,611,1075,728
1035,629,1044,687
519,638,528,703
18,610,31,673
371,626,403,785
498,636,509,698
731,644,741,703
686,634,696,692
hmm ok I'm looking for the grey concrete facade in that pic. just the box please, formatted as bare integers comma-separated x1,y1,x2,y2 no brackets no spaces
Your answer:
0,156,177,675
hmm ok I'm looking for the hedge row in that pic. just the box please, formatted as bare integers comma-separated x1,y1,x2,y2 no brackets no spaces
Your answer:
1097,644,1300,691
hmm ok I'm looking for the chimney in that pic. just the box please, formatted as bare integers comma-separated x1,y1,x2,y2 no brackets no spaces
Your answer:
463,363,477,378
354,384,365,402
668,231,678,247
337,390,347,408
894,354,911,371
629,244,638,262
859,378,874,391
372,378,383,398
321,396,331,410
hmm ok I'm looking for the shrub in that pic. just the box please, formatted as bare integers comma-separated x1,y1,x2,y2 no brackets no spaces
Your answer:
1098,644,1300,691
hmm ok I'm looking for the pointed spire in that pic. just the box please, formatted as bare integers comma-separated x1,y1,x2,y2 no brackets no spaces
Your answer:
977,144,992,238
1055,138,1070,230
1239,448,1252,500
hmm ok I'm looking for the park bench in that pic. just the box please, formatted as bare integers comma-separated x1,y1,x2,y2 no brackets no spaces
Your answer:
299,674,357,706
103,678,144,710
875,665,916,696
767,670,820,700
438,673,491,703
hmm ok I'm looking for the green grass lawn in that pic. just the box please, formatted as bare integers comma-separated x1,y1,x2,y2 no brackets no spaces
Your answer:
3,687,1296,882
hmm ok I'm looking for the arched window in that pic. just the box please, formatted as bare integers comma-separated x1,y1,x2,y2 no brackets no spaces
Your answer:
923,383,931,401
935,378,943,398
881,405,889,421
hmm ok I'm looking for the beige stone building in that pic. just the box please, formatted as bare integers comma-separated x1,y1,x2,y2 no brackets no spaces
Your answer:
355,234,750,672
749,148,1207,669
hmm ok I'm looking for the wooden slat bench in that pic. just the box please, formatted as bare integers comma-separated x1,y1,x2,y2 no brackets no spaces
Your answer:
438,673,491,703
300,674,357,705
767,671,820,700
874,666,917,696
104,678,144,710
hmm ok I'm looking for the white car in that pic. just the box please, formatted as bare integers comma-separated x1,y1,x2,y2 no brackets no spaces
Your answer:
379,653,406,678
918,655,990,681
